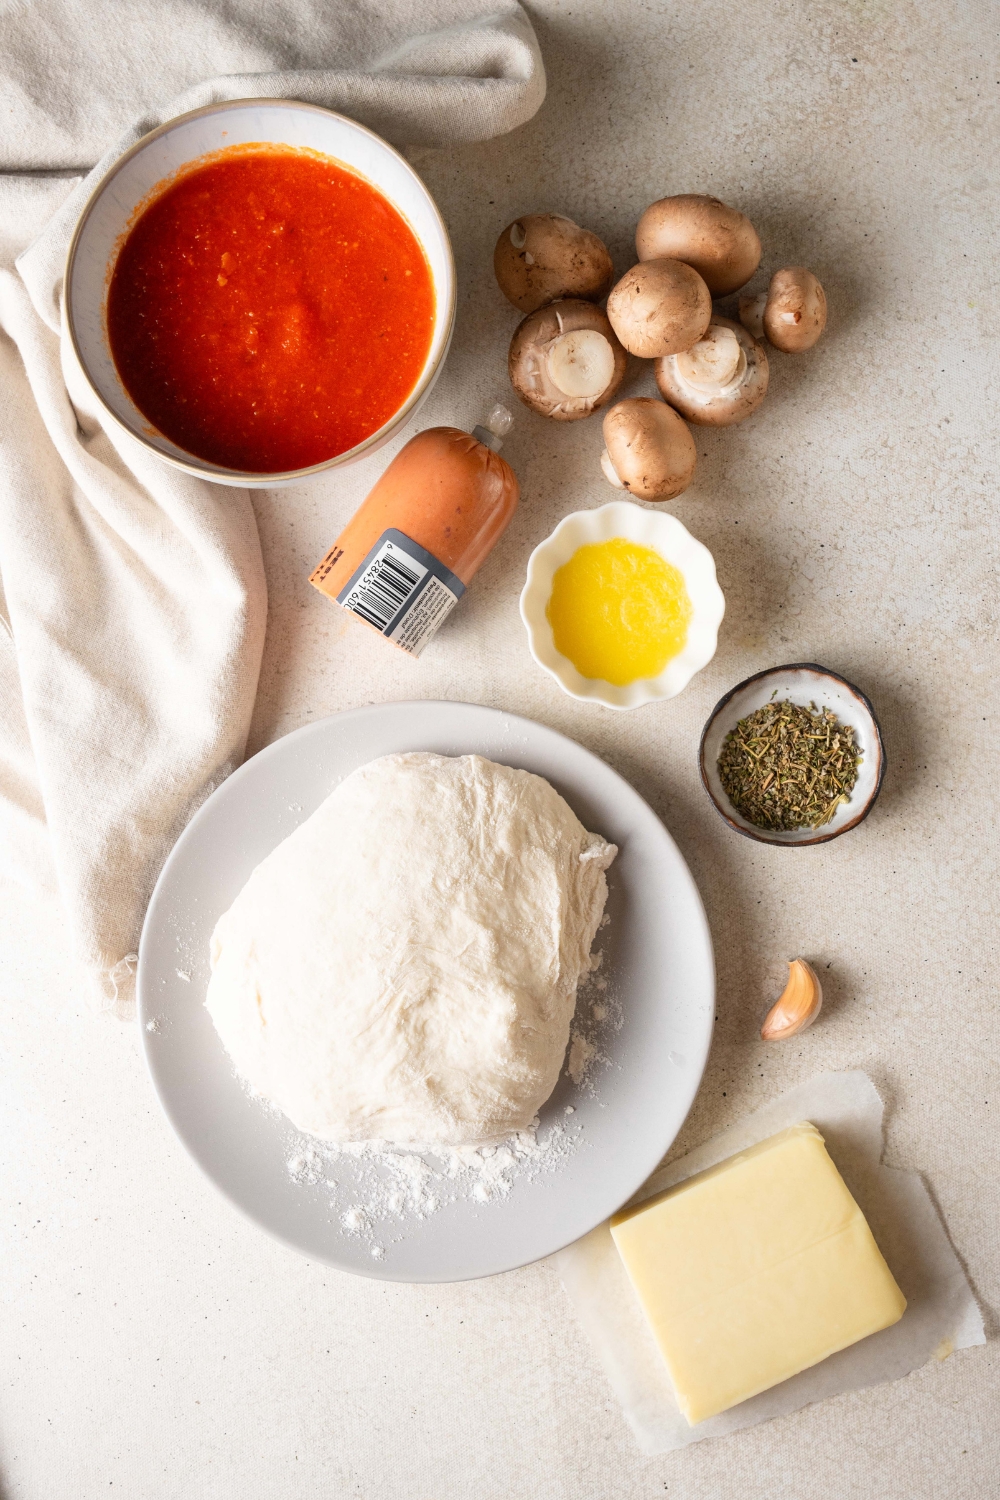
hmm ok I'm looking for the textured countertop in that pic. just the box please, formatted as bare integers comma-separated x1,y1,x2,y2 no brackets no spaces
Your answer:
3,2,997,1495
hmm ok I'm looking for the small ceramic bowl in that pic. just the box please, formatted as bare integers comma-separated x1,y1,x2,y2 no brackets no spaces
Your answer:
519,500,725,710
699,663,886,846
64,99,456,488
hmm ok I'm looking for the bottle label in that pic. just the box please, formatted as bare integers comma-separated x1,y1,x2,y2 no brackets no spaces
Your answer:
335,528,465,657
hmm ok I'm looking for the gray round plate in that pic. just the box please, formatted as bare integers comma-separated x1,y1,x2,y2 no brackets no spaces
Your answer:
137,701,715,1282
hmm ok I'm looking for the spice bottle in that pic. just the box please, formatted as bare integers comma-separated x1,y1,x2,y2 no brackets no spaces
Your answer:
309,406,519,656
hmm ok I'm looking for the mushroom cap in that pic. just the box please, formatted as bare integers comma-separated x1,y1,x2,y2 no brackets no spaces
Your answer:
655,315,769,426
635,195,761,296
493,214,614,314
763,267,827,352
602,397,697,502
508,299,627,421
606,259,712,359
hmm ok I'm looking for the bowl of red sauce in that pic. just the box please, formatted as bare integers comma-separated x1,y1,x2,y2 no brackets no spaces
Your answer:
65,100,455,486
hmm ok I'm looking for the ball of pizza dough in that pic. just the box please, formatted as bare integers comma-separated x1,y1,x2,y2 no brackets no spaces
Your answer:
206,752,616,1145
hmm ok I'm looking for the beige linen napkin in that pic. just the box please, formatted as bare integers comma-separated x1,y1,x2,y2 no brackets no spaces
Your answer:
0,1,545,1013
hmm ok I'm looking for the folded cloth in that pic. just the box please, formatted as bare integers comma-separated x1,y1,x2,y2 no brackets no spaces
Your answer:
0,1,545,1014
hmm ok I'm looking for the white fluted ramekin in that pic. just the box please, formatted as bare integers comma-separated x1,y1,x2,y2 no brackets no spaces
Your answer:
519,501,725,711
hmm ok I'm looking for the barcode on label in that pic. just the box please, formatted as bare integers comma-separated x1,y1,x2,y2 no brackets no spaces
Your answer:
341,543,426,631
337,533,462,655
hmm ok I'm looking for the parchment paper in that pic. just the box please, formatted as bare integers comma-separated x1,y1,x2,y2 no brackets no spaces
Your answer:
551,1071,985,1454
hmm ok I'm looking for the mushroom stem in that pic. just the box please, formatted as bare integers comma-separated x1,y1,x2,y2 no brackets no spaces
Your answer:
655,315,768,426
675,326,745,391
600,448,625,488
738,291,767,340
508,299,627,421
548,329,617,399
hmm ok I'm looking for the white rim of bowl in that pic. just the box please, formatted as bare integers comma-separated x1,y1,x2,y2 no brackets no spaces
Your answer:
64,98,457,485
519,501,726,710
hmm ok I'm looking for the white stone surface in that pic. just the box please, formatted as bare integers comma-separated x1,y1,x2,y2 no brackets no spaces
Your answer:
2,2,998,1495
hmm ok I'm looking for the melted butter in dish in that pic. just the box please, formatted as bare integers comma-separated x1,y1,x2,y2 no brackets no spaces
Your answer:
546,537,693,686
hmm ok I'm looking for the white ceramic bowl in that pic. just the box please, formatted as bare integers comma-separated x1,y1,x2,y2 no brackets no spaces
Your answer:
519,500,725,710
699,663,886,846
65,99,456,488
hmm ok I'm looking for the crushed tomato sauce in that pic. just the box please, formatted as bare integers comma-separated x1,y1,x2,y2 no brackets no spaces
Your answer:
106,147,435,473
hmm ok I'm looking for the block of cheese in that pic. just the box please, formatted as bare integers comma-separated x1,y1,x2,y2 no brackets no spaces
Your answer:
610,1122,906,1425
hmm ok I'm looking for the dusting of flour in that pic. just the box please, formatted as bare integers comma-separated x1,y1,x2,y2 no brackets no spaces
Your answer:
281,922,621,1263
566,914,622,1092
285,1118,580,1260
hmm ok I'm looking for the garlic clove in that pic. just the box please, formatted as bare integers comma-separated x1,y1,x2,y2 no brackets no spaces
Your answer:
760,959,823,1041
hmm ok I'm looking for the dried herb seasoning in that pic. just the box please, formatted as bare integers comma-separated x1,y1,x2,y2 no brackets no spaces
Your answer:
718,698,862,831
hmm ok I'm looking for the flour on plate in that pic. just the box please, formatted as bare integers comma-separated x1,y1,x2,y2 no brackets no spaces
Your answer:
279,927,622,1261
286,1117,583,1259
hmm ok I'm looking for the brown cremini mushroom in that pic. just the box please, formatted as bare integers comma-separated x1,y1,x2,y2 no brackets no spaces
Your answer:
635,195,761,296
655,315,769,426
739,268,827,353
606,259,712,359
600,397,697,502
508,300,627,421
493,214,614,314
